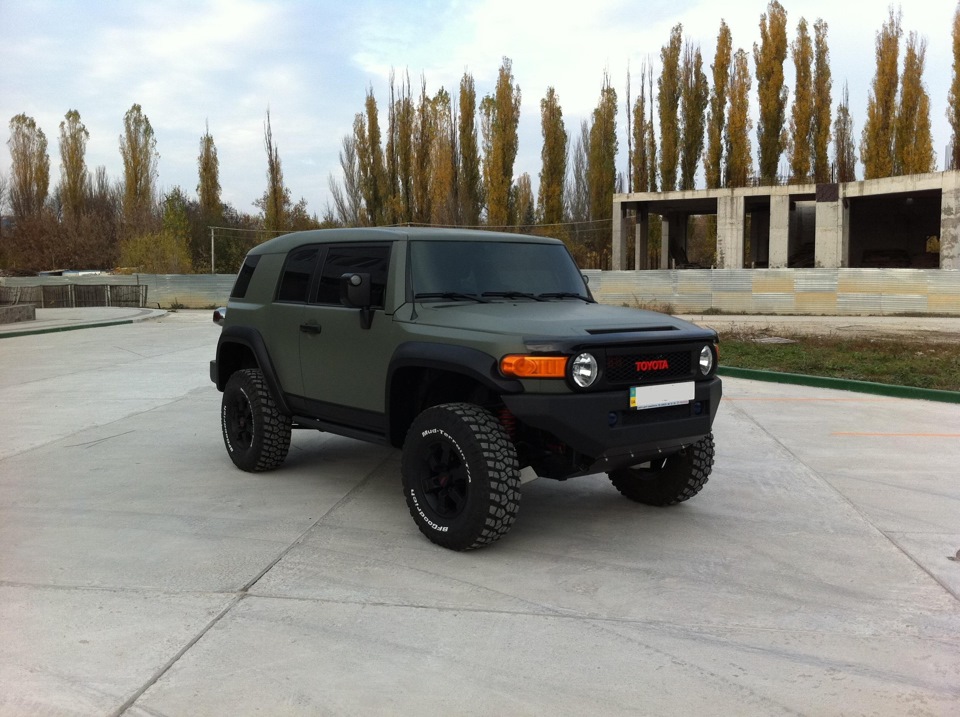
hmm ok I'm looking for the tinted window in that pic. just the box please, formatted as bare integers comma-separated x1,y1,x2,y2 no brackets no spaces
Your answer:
230,255,261,299
313,245,391,307
410,240,587,297
276,246,321,303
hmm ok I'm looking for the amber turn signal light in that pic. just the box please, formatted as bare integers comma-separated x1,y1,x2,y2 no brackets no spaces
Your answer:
500,355,568,378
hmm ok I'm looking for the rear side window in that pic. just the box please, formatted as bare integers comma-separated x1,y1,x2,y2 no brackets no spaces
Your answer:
313,244,391,307
276,246,321,303
230,255,261,299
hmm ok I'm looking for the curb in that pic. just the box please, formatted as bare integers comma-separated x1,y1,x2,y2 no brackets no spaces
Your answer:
717,366,960,404
0,319,140,339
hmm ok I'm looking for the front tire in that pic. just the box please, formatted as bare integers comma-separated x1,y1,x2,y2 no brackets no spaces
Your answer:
221,368,291,472
607,433,714,506
401,403,520,551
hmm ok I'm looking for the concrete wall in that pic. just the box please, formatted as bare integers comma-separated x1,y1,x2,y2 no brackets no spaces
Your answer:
5,269,960,316
585,268,960,316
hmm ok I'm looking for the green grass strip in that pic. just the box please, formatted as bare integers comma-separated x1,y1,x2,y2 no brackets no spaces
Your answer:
718,366,960,404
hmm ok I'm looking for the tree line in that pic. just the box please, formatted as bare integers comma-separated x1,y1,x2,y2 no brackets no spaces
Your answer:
3,1,960,273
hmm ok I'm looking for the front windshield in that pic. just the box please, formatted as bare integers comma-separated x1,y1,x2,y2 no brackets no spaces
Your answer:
410,240,589,299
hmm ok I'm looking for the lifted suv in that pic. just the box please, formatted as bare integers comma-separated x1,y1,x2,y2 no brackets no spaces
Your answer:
211,228,721,550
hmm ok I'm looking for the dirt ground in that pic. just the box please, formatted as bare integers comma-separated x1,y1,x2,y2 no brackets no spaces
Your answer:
678,314,960,344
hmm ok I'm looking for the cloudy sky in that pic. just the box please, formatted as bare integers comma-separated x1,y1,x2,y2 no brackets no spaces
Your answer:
1,0,956,219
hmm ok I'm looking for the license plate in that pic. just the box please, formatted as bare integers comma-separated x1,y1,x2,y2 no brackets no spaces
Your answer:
630,382,694,410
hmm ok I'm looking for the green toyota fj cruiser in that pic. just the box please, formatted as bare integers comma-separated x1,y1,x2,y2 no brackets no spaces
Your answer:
211,227,721,550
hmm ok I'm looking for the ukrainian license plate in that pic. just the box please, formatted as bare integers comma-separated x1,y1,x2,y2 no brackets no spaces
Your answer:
629,382,694,410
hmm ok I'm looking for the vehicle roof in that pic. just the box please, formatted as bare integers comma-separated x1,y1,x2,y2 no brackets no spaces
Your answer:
248,226,565,255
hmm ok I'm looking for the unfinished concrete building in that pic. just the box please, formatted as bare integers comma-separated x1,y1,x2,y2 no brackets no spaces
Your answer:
612,171,960,271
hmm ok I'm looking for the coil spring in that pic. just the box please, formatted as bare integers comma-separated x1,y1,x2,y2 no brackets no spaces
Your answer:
498,407,518,442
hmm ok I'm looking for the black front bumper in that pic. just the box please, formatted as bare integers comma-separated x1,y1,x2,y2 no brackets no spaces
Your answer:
502,377,721,476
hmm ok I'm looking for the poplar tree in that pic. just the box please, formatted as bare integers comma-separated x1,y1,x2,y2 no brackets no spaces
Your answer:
834,82,857,182
754,1,788,185
861,8,901,179
812,19,832,183
458,72,483,226
587,70,618,250
394,73,414,224
355,87,388,225
7,114,49,221
119,103,158,233
538,86,567,225
515,172,535,229
197,122,221,221
58,110,89,221
329,134,362,226
631,62,651,192
429,88,458,226
949,3,960,170
679,41,709,191
413,76,435,223
705,20,732,189
480,57,521,227
788,18,813,183
657,24,683,191
725,49,753,188
566,120,590,248
894,32,935,175
646,71,658,192
257,109,290,231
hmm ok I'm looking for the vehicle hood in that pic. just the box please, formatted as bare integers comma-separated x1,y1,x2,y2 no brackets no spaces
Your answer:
409,301,716,346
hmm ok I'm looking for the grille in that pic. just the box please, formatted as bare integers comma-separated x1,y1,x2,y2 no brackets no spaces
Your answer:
605,350,693,384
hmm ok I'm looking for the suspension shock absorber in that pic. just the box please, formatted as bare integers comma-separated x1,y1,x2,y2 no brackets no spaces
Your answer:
498,407,518,443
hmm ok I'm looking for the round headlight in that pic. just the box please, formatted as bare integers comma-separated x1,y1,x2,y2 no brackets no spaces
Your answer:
570,352,599,388
699,345,714,375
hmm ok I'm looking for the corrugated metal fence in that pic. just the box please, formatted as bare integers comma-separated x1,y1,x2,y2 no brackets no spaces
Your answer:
2,270,959,315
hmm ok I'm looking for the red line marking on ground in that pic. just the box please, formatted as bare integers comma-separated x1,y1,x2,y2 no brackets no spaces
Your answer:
831,432,960,437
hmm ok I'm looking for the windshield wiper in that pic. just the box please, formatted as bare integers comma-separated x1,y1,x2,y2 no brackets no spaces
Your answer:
536,292,594,303
415,292,490,303
481,291,547,302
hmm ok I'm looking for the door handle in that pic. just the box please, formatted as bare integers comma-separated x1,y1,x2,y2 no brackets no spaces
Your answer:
299,323,321,334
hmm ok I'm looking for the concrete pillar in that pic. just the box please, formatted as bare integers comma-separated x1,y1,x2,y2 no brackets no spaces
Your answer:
612,200,627,270
716,194,745,268
769,194,790,268
815,183,842,268
660,215,672,269
635,208,649,270
941,172,960,269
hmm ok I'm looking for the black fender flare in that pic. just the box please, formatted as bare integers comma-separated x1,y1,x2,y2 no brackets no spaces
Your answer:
387,342,523,398
214,325,292,416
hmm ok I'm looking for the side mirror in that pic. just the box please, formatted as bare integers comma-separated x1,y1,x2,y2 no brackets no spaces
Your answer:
582,273,590,285
340,273,374,329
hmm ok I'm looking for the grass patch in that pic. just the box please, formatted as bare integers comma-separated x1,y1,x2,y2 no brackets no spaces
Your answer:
719,333,960,392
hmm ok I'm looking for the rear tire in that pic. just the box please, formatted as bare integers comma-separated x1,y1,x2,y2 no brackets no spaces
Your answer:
607,434,714,506
221,368,291,472
401,403,520,550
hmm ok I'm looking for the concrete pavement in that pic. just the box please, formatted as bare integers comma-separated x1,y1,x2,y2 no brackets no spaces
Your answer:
0,311,958,715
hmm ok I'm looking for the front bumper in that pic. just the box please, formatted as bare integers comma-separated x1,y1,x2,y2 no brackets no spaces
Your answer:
502,377,721,475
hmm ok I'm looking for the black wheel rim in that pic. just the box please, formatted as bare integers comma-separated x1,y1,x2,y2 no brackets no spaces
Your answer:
417,439,469,519
229,391,254,448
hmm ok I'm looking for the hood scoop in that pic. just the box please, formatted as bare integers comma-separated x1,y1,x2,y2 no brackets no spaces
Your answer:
586,326,678,335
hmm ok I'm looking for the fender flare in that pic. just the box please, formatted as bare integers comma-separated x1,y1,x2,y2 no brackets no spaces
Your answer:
214,325,292,416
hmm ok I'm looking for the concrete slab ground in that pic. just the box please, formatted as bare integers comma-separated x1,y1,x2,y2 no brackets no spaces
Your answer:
0,311,958,715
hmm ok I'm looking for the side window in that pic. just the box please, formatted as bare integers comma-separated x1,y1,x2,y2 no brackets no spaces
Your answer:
230,255,261,299
313,244,391,307
276,246,321,303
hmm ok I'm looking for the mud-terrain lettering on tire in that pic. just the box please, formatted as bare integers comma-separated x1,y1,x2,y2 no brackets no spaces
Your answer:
221,368,292,472
401,402,520,550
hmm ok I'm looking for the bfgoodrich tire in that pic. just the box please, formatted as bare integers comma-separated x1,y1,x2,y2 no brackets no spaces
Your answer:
221,368,291,472
607,433,715,506
401,403,520,551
